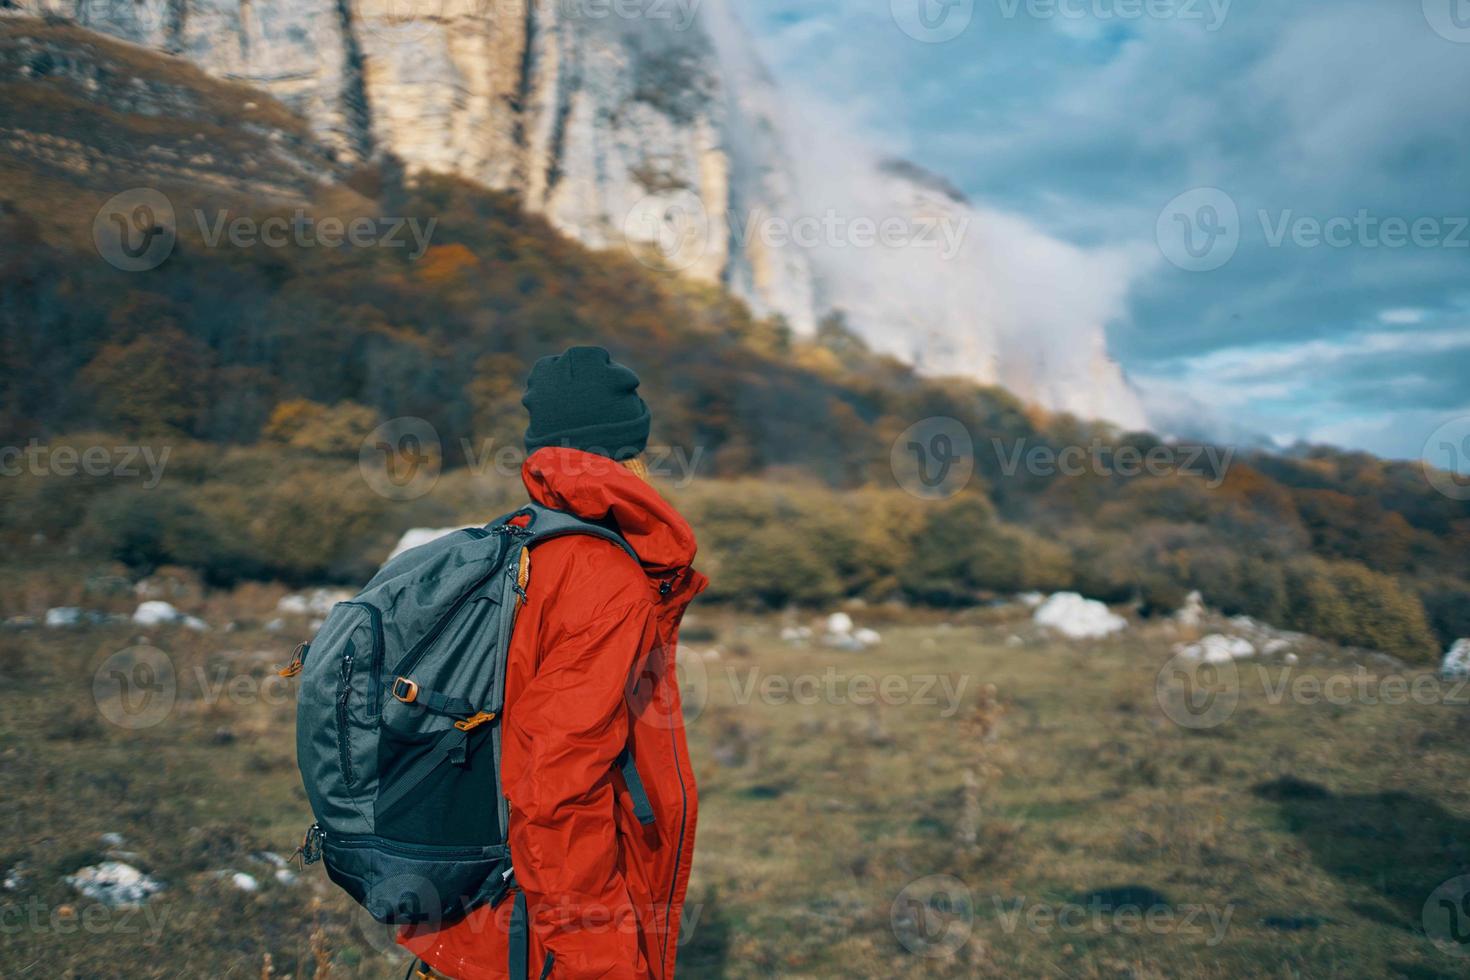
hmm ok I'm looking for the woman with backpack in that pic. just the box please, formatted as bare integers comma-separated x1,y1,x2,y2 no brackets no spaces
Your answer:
395,347,707,979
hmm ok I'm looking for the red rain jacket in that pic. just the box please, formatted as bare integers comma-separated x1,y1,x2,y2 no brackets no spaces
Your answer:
400,448,707,979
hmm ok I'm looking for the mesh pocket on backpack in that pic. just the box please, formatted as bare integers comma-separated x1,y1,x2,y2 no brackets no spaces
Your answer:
374,721,502,846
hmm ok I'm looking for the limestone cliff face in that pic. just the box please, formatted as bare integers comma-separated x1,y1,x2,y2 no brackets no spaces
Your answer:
4,0,810,324
3,0,1144,426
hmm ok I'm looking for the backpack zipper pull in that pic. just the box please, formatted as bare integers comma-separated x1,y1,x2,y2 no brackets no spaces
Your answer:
510,547,531,605
293,823,324,866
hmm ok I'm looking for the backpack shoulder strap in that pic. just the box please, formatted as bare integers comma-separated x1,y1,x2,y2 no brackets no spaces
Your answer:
491,503,639,564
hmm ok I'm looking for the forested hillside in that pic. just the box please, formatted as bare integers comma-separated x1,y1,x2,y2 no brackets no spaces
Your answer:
1,20,1466,662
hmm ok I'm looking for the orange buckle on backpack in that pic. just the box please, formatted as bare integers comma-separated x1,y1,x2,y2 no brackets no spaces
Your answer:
277,643,307,678
392,677,420,704
455,711,497,732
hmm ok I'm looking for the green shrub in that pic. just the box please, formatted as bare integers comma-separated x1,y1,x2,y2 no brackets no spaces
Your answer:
701,522,844,608
1285,558,1437,662
262,399,382,456
1418,578,1470,648
76,485,260,582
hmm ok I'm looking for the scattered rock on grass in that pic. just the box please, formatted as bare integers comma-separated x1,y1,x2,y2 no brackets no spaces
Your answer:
1175,591,1206,628
65,861,164,908
46,608,129,628
387,528,477,562
1261,638,1293,657
220,871,259,893
45,607,83,627
3,861,28,892
821,612,882,650
1174,634,1255,664
132,601,208,631
1033,592,1127,640
248,852,298,886
276,588,353,617
1442,639,1470,680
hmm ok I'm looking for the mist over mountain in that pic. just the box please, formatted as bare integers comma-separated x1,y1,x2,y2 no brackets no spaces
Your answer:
5,0,1145,427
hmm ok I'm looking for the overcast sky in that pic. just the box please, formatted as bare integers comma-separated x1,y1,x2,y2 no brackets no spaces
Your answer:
734,0,1470,461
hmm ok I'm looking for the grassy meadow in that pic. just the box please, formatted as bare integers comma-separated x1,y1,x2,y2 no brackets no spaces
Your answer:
2,568,1467,979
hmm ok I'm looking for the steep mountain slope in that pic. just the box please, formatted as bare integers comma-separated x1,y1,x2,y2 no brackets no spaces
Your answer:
2,19,1466,658
2,1,1145,426
0,19,344,201
4,0,809,320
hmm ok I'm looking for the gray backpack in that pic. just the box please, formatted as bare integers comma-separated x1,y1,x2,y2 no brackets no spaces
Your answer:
286,504,653,931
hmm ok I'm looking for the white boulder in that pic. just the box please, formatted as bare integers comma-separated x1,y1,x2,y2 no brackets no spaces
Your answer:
1175,591,1206,628
1443,639,1470,680
133,601,208,631
45,607,83,628
276,588,353,617
250,851,288,868
223,871,259,893
779,625,812,644
65,862,164,907
1175,634,1256,664
388,527,477,561
821,612,881,650
1033,592,1127,640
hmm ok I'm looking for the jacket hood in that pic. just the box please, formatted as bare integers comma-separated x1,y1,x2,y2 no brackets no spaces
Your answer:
521,448,698,576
